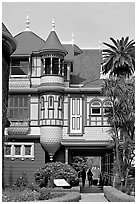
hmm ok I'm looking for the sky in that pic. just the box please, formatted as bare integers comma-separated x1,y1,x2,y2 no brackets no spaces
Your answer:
2,1,135,49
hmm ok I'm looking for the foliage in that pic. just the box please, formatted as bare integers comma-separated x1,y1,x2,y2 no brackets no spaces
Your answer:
2,188,40,202
34,162,79,187
71,156,88,176
15,172,28,188
102,76,135,188
102,37,135,77
2,186,66,202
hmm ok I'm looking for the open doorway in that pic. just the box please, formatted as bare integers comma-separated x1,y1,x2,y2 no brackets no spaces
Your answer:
71,156,101,187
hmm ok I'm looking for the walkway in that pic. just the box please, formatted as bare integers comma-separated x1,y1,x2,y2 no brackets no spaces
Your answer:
80,193,108,202
79,180,108,202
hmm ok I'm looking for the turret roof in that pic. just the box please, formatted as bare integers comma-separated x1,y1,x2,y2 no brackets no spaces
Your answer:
39,31,67,55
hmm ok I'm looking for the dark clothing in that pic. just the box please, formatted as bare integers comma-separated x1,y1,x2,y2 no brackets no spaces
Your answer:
87,169,93,186
81,169,86,187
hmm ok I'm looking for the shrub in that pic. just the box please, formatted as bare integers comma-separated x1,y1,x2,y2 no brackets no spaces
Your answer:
38,187,51,200
35,162,79,188
2,188,40,202
15,172,28,188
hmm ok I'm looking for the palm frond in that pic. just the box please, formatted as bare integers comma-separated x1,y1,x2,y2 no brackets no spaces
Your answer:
103,42,117,51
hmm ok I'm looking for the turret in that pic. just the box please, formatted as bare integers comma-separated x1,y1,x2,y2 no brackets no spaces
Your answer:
38,18,67,161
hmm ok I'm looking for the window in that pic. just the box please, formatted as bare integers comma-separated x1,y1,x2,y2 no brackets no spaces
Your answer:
41,96,45,110
52,58,59,74
91,101,101,115
64,64,67,81
48,96,54,109
32,57,41,77
58,96,62,109
4,143,34,159
45,58,51,74
90,100,102,126
11,58,29,76
103,101,113,115
8,95,29,121
103,100,113,126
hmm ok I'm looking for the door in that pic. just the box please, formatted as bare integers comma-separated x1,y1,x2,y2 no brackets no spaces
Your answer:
70,97,83,134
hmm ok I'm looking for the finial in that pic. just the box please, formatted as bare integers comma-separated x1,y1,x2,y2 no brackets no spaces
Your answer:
52,17,55,31
99,39,102,50
25,10,30,31
72,32,74,45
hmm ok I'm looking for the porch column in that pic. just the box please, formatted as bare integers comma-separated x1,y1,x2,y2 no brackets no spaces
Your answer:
65,147,68,164
50,56,53,74
67,64,70,81
58,58,61,75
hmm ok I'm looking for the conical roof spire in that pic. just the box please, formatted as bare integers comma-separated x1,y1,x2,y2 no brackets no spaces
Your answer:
25,10,30,31
39,18,67,56
72,32,74,45
52,17,55,31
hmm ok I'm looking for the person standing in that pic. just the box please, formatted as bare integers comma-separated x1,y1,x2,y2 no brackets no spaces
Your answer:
87,169,93,186
81,168,86,187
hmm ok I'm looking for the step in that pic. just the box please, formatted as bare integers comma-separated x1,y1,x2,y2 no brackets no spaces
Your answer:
80,186,103,193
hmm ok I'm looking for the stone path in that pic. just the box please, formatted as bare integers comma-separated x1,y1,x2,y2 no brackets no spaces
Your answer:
79,180,108,202
80,193,108,202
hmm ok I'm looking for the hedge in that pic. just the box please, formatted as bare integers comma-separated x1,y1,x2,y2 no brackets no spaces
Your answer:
103,186,135,202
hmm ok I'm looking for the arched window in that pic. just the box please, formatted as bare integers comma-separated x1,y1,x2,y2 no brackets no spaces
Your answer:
103,100,113,126
89,100,102,126
91,101,101,115
58,96,62,109
48,96,54,109
41,96,45,110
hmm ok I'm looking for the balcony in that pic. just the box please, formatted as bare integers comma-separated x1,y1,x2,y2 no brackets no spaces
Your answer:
38,74,64,92
7,120,30,135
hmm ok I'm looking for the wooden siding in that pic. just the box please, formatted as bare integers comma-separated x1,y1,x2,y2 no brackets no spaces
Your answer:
4,142,45,186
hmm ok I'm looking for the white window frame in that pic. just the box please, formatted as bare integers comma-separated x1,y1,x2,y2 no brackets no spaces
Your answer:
91,101,102,115
4,142,34,160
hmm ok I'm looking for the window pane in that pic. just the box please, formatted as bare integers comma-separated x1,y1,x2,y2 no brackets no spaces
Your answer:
92,101,101,106
64,64,67,80
14,98,18,107
24,108,28,119
49,96,53,107
92,108,100,114
14,108,18,118
24,97,28,107
37,58,41,66
5,145,11,155
9,109,14,118
32,67,37,76
15,145,21,155
25,145,31,155
19,109,23,118
19,98,23,107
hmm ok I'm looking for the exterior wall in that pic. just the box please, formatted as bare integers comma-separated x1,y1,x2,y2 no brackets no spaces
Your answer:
4,142,45,186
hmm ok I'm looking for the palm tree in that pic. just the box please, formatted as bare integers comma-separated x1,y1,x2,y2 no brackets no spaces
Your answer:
102,76,135,189
102,37,135,77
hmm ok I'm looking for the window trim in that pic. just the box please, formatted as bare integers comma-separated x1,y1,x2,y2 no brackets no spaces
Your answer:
48,96,54,110
4,142,34,160
8,95,29,122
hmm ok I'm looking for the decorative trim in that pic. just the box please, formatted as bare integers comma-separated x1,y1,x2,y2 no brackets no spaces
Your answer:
4,142,34,159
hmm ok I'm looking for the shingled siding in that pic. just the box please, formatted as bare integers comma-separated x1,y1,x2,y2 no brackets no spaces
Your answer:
4,142,45,186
